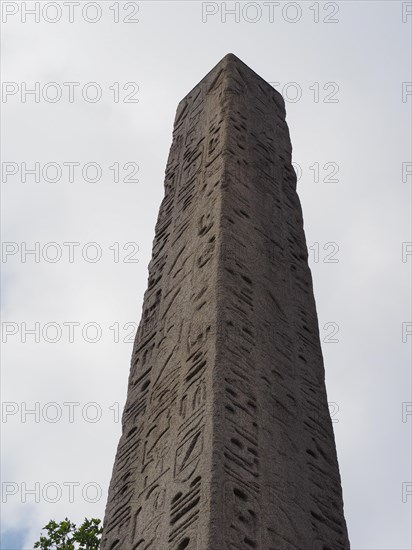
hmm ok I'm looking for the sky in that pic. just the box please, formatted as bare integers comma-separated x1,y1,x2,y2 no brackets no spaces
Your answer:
1,1,411,548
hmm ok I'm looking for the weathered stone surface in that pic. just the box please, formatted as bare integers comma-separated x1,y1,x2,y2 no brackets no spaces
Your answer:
101,53,350,550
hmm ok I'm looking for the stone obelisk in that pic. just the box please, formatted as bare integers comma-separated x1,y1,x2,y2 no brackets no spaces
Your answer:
101,54,350,550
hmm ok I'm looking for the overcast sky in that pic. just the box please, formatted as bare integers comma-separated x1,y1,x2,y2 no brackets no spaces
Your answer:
1,1,411,548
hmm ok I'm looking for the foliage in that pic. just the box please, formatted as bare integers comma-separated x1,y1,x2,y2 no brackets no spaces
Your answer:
33,518,102,549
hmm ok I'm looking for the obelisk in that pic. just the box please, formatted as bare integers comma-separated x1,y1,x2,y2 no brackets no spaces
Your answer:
101,54,350,550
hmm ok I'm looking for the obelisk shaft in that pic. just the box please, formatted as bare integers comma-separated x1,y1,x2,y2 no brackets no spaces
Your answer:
101,54,350,550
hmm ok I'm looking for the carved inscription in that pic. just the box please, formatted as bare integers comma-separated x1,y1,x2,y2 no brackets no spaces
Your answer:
101,54,349,550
